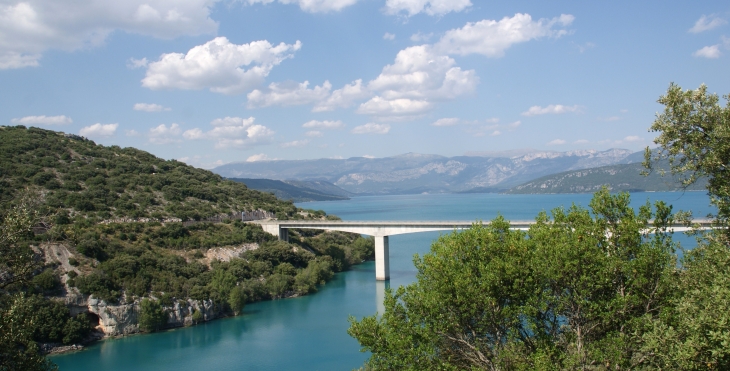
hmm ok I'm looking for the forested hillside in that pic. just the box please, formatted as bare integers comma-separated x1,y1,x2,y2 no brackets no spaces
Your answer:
0,126,373,367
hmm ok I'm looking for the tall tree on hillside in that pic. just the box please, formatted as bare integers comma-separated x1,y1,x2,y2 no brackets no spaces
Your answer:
644,83,730,231
639,84,730,369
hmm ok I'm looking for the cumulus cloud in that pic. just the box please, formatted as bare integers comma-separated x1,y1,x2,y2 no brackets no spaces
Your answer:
313,79,370,112
547,139,566,145
693,45,721,58
431,118,459,126
521,104,580,116
125,129,141,137
0,0,219,69
508,120,521,128
182,116,274,149
356,97,432,117
689,14,727,33
624,135,641,142
11,115,72,125
384,0,472,16
247,80,331,108
351,123,390,134
281,139,309,147
302,120,344,129
148,123,182,144
142,37,302,95
246,0,360,13
490,130,501,136
435,13,574,57
383,32,396,40
246,153,275,162
80,123,118,138
358,45,477,118
574,139,589,144
133,103,171,112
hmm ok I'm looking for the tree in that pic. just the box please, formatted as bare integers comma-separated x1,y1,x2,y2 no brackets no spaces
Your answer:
644,83,730,229
139,299,167,332
640,83,730,368
0,190,57,371
348,190,679,370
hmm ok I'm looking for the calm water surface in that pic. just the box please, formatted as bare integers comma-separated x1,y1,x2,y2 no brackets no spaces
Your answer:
52,192,714,370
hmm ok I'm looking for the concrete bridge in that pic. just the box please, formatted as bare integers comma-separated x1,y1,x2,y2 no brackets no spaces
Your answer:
254,219,715,281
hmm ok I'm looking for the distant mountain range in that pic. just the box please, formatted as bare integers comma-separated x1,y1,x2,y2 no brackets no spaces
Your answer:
213,149,639,195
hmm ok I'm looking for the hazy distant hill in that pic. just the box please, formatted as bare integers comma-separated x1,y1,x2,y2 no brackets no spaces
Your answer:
228,178,352,202
213,149,638,195
506,161,708,194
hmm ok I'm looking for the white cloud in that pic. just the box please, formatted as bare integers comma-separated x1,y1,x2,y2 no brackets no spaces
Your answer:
247,80,331,108
689,14,727,33
435,13,574,57
127,58,149,69
305,130,323,137
246,153,275,162
507,120,521,128
302,120,345,129
80,123,118,138
0,0,219,69
574,139,589,144
431,118,459,126
357,97,432,117
281,139,309,147
142,37,302,94
246,0,359,13
486,117,500,124
11,115,72,125
359,45,477,118
693,45,721,58
547,139,566,145
383,32,395,40
490,130,501,136
182,116,274,149
624,135,641,142
384,0,472,16
149,123,182,144
522,104,580,116
133,103,171,112
125,129,141,137
362,155,375,158
410,32,433,42
313,79,370,112
351,123,390,134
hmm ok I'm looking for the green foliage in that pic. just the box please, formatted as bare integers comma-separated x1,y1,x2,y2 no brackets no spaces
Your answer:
645,83,730,226
265,273,293,298
191,309,204,324
228,286,247,315
348,190,679,370
0,294,59,371
31,269,62,295
139,299,167,332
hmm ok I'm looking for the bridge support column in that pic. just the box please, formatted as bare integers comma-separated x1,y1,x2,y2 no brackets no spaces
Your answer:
375,235,389,281
279,228,289,242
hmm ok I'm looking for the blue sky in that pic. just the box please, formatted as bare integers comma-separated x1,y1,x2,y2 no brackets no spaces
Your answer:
1,0,729,168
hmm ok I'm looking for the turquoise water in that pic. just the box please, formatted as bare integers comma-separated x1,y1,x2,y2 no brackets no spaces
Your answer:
51,192,714,370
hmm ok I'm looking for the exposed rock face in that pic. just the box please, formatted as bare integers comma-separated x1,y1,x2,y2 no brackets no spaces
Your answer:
86,297,221,337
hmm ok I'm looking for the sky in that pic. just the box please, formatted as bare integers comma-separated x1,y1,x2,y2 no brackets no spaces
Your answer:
1,0,729,169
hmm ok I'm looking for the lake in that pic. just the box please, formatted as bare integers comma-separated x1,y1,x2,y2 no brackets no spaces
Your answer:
51,192,714,370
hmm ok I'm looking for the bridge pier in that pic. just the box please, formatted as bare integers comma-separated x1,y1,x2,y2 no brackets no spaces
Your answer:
374,235,390,281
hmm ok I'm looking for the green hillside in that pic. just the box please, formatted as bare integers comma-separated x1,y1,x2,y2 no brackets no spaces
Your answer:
506,161,708,194
0,126,374,354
